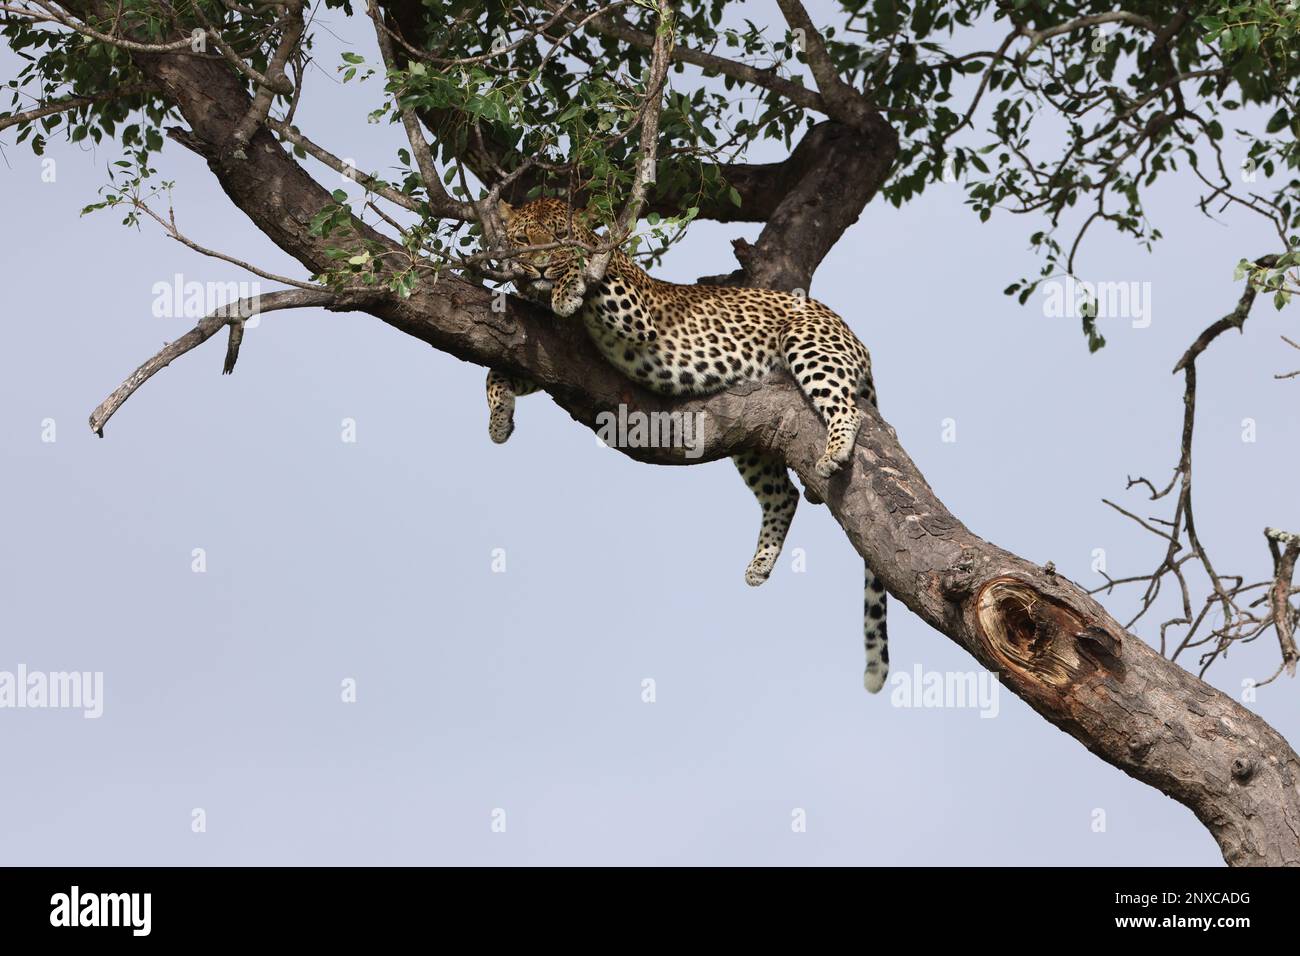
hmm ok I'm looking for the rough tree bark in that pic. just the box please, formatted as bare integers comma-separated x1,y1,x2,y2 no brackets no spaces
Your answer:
97,26,1300,866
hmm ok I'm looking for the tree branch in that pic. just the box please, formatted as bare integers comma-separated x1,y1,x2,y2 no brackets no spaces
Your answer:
0,82,151,132
1267,528,1300,679
1095,255,1299,685
548,0,828,114
89,288,350,435
584,0,672,284
265,117,424,213
366,0,471,220
773,0,872,128
1017,10,1160,61
698,117,898,291
228,0,305,157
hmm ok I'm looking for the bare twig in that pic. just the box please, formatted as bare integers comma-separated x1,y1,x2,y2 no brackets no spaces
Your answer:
1277,334,1300,380
89,289,362,435
130,192,319,290
1097,256,1299,683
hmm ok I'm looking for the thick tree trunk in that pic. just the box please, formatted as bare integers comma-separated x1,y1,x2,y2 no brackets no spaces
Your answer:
111,36,1300,866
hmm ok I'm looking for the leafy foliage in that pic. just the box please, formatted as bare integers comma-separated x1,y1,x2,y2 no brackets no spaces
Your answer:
6,0,1300,346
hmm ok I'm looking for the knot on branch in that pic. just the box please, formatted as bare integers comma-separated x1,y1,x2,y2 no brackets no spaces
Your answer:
1127,732,1157,762
940,547,983,598
974,578,1125,688
1231,757,1256,782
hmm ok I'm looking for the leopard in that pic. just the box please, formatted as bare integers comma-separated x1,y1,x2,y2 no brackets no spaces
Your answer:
484,198,889,692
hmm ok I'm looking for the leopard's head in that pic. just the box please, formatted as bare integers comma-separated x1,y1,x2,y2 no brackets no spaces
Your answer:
497,198,596,280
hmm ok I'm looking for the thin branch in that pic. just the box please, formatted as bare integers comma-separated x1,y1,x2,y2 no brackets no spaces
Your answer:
29,0,205,52
546,0,827,115
1098,256,1298,683
1266,527,1300,678
1277,334,1300,380
1018,11,1159,62
187,2,299,95
89,289,346,435
130,191,320,290
266,118,424,214
229,1,306,156
375,0,589,68
1173,256,1276,373
369,0,472,219
583,0,672,284
0,83,151,132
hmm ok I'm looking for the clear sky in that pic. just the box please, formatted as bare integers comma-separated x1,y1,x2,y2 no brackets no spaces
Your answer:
2,2,1298,865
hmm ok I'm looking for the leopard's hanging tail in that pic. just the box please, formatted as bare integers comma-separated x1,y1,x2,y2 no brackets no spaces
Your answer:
863,564,889,693
859,369,889,693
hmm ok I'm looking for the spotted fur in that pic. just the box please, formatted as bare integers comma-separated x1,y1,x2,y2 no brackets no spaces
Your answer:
486,198,888,692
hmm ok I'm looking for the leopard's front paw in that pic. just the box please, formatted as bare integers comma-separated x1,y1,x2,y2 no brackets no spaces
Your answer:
552,289,585,317
487,388,516,444
815,438,855,478
745,550,778,587
814,455,842,479
488,413,515,444
549,276,587,317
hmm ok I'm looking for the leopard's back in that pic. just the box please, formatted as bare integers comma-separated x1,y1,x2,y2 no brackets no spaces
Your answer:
581,271,870,401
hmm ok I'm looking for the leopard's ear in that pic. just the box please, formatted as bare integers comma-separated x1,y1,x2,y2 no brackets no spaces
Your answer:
498,200,515,222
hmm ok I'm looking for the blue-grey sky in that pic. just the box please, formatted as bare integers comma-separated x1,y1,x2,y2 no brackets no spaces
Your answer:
2,2,1298,865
